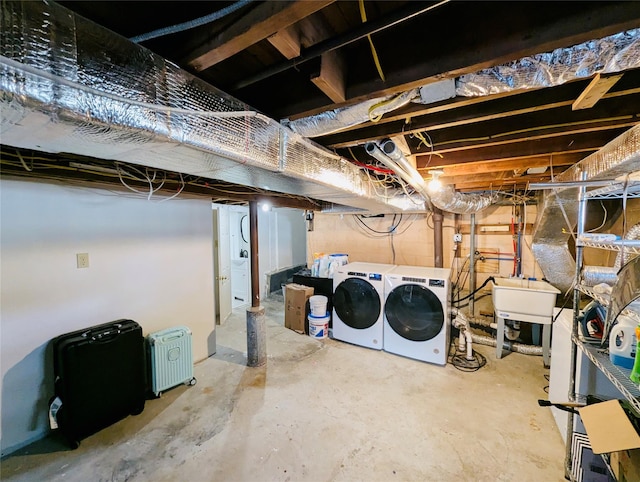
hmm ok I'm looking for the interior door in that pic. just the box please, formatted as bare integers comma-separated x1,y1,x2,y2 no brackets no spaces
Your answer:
214,205,232,324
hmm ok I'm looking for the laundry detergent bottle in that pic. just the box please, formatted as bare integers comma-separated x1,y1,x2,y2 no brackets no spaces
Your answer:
610,317,637,369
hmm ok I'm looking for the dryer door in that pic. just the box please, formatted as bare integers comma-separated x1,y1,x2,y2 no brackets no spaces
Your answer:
334,278,381,329
385,284,444,341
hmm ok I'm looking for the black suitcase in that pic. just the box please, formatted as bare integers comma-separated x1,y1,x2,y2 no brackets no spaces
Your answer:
52,319,146,447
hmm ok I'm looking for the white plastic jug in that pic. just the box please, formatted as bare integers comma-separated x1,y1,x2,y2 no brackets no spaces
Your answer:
609,316,637,369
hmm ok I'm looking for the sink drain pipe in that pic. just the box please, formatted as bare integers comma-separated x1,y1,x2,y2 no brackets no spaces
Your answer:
451,308,544,357
471,334,544,356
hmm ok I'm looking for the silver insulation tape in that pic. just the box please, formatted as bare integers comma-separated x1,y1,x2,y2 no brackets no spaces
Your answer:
457,29,640,96
0,0,427,214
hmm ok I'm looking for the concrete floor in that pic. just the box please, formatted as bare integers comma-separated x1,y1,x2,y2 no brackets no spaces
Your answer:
2,297,566,482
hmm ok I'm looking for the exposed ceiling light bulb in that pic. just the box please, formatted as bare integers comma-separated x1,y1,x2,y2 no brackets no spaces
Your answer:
261,202,271,212
428,169,444,191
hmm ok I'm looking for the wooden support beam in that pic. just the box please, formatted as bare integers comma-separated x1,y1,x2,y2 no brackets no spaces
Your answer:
267,26,301,59
297,13,347,103
310,49,346,103
187,0,334,71
572,73,624,110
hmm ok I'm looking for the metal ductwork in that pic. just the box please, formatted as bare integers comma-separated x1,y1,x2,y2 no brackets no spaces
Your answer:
285,29,639,140
366,139,499,214
284,89,419,138
532,124,640,293
457,28,640,96
0,0,426,214
427,186,500,215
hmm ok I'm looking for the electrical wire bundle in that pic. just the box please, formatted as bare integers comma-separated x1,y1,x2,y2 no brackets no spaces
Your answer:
447,342,487,372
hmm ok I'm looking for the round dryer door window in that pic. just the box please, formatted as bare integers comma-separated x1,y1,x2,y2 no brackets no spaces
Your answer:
385,284,444,341
333,278,381,330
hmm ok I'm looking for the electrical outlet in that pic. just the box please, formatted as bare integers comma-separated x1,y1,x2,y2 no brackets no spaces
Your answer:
453,233,462,243
76,253,89,269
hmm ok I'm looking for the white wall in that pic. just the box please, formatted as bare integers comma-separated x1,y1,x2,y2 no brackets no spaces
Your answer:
258,207,306,297
0,179,216,455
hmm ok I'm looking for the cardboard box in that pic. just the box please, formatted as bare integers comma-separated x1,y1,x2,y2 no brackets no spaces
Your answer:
285,283,314,334
579,400,640,481
579,400,640,455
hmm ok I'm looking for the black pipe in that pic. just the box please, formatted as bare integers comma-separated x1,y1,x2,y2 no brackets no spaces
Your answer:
232,0,450,91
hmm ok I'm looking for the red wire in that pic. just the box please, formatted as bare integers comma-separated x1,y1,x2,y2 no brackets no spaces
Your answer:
352,159,395,174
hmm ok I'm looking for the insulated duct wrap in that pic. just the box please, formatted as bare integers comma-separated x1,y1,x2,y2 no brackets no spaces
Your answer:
286,30,639,142
0,0,419,213
614,222,640,269
457,29,640,96
581,266,618,287
532,125,640,293
428,186,499,215
367,139,499,214
471,334,544,356
284,89,418,138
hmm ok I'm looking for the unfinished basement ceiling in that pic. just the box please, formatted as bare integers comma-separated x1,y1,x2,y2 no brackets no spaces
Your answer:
3,0,640,202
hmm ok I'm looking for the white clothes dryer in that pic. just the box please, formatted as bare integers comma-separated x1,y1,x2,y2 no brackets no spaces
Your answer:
332,262,396,350
383,265,451,365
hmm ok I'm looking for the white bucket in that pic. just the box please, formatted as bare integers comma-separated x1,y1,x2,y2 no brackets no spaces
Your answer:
309,295,328,316
309,314,329,339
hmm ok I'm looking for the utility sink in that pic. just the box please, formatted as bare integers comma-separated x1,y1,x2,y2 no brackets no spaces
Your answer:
492,277,561,367
492,277,560,322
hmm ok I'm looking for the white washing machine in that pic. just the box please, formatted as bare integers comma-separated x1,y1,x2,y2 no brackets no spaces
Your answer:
332,262,396,350
383,265,451,365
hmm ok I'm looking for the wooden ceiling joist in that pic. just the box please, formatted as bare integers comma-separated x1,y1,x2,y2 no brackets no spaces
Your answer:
419,153,584,176
322,85,640,149
276,2,640,119
415,128,627,168
187,0,335,71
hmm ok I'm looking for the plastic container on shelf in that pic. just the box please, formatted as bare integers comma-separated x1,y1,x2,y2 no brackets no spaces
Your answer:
609,316,637,369
630,325,640,385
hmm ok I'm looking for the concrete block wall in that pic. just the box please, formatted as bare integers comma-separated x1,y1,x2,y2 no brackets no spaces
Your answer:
307,213,454,267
